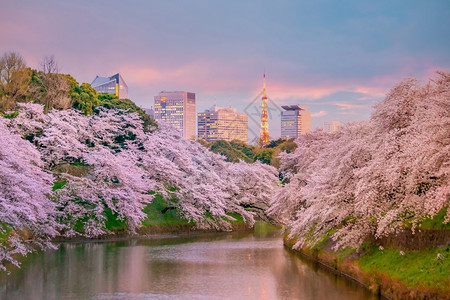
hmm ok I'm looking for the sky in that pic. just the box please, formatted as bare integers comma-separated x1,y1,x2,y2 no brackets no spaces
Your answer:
1,0,449,142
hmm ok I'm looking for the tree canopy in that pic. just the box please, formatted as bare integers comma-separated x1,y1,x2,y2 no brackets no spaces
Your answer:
1,103,279,270
269,72,450,250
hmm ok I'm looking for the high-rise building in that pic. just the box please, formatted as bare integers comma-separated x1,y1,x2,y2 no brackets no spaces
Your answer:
197,105,248,143
324,121,341,133
91,73,128,99
281,105,311,139
154,91,196,140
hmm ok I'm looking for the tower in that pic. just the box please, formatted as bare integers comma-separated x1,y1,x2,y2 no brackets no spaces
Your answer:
260,73,269,145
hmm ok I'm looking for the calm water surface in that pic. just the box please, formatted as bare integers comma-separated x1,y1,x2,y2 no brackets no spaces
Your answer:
0,230,377,300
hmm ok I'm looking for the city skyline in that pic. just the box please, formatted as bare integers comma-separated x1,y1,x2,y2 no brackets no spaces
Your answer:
198,105,248,143
1,1,449,138
281,105,311,139
154,91,196,140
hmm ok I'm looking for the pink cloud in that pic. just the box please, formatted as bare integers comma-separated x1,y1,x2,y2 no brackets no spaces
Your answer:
264,78,389,102
334,102,368,110
118,60,395,103
311,111,328,117
338,111,358,115
116,59,448,107
120,61,251,93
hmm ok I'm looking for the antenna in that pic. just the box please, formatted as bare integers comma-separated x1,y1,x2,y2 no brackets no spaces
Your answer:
260,71,269,145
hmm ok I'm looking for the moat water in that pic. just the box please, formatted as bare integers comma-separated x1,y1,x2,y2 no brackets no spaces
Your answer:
0,228,377,299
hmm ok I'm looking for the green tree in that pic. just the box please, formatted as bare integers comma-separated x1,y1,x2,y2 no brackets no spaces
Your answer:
254,148,275,165
269,140,297,168
229,140,255,160
210,140,253,163
66,75,99,115
97,92,117,101
266,138,285,149
197,138,212,148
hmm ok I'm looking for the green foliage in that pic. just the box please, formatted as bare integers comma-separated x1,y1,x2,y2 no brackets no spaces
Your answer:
103,207,127,231
97,93,117,101
142,194,189,226
52,180,67,191
210,140,253,163
197,139,212,148
254,148,275,164
266,138,285,149
165,185,177,192
0,223,13,245
419,208,450,230
73,217,89,232
203,138,296,167
66,75,99,115
229,140,255,159
359,244,450,292
70,160,90,167
1,111,19,119
313,229,337,249
267,139,297,167
401,208,449,230
278,139,297,153
224,213,244,224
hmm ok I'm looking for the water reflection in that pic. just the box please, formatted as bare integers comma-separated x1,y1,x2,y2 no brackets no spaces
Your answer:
0,231,376,300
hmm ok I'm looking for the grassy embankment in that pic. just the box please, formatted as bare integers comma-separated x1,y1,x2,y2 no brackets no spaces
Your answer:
0,182,249,251
51,180,249,236
284,209,450,299
0,181,254,272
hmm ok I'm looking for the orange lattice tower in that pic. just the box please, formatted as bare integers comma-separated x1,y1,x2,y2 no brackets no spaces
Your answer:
260,73,269,145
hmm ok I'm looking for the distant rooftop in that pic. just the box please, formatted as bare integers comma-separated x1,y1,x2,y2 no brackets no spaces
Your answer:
91,76,115,88
281,105,309,111
204,105,236,113
91,73,127,88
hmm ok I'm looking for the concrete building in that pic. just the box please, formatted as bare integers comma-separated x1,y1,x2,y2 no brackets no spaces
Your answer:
154,91,196,140
281,105,311,139
91,73,128,99
197,105,248,143
324,121,341,133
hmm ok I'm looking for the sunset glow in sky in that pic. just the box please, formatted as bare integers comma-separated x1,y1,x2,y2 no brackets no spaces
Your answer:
1,0,449,140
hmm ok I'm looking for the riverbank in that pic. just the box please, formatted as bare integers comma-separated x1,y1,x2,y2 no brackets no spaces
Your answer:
52,221,253,243
51,192,254,242
284,232,450,300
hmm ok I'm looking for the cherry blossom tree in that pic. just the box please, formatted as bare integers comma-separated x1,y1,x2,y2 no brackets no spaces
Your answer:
39,108,156,237
140,122,279,229
0,117,58,271
270,72,450,250
6,104,279,239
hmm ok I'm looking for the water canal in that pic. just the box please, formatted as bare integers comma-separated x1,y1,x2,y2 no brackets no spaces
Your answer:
0,227,377,299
